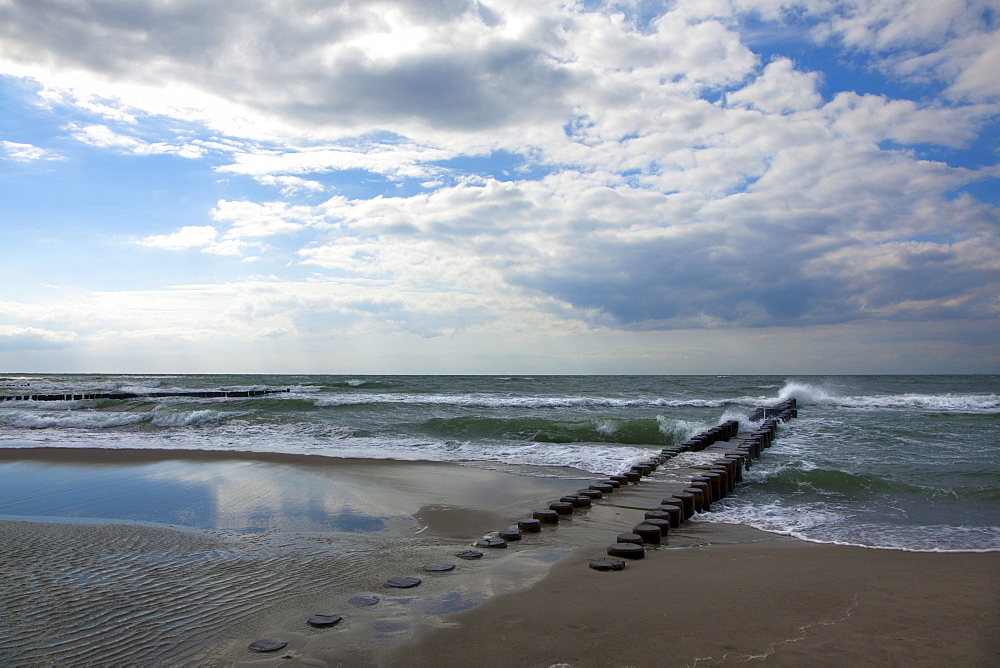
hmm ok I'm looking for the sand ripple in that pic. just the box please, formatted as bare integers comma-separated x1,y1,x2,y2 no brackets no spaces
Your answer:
0,520,406,664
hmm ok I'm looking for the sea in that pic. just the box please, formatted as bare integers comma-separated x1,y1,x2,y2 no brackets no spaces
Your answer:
1,373,997,553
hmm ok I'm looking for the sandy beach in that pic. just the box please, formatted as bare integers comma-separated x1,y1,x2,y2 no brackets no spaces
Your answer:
387,524,1000,667
1,448,997,666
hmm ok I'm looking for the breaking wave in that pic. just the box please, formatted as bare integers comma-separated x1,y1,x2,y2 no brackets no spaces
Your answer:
417,415,702,446
776,381,997,414
1,407,237,430
311,392,727,409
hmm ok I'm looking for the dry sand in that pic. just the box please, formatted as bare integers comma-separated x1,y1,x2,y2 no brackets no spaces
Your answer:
1,447,997,667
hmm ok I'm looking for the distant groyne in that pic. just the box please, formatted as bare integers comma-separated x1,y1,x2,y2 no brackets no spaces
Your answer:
0,389,291,402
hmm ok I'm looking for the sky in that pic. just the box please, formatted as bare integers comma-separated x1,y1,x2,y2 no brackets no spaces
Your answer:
0,0,997,375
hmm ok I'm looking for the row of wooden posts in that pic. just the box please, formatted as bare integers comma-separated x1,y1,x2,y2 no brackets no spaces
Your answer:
0,389,291,402
503,397,799,567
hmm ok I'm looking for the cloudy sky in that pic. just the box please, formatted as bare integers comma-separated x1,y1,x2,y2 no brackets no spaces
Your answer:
1,0,997,374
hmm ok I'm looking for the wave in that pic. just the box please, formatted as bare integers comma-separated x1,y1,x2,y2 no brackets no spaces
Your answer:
697,501,1000,553
0,407,238,430
150,409,233,428
417,415,704,446
409,440,649,476
322,379,396,390
311,392,728,409
776,381,998,414
0,436,651,477
777,381,838,405
837,393,998,413
2,410,150,429
745,462,922,498
737,453,1000,500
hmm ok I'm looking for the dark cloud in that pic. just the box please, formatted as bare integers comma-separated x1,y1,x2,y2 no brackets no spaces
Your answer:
0,0,246,74
501,205,998,330
505,236,831,328
0,0,574,131
277,44,572,130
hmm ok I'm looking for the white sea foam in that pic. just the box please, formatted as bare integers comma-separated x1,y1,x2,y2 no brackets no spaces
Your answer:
594,419,619,437
150,409,233,427
310,392,727,409
1,407,237,429
1,410,150,429
0,408,651,474
775,381,998,413
718,407,756,433
404,439,649,476
696,503,1000,553
837,393,998,412
776,380,840,405
656,416,705,442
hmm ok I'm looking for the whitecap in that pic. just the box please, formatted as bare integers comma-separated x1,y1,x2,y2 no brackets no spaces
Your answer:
0,409,150,429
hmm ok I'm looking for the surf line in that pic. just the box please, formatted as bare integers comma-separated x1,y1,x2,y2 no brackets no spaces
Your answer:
0,389,291,402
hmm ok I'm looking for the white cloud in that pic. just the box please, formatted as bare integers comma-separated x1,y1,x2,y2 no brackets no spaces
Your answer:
727,58,823,114
200,239,247,257
285,155,996,331
0,325,77,350
941,30,1000,102
298,239,385,275
136,225,219,250
136,202,319,257
212,200,319,239
824,92,992,147
798,0,1000,102
217,142,454,181
253,175,326,195
67,123,206,158
0,140,62,161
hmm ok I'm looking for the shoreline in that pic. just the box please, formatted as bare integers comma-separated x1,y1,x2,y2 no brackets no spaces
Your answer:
2,447,997,666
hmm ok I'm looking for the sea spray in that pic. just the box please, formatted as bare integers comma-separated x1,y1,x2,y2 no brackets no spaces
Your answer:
777,380,839,405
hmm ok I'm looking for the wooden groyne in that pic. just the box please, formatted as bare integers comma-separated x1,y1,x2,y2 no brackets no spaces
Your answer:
454,397,799,568
591,397,797,566
0,389,291,402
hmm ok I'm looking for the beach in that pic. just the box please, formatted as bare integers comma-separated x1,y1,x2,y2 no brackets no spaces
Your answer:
389,525,1000,667
2,447,997,666
2,374,997,664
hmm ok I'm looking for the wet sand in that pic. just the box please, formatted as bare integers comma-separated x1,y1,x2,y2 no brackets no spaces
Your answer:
0,447,591,665
2,448,997,666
